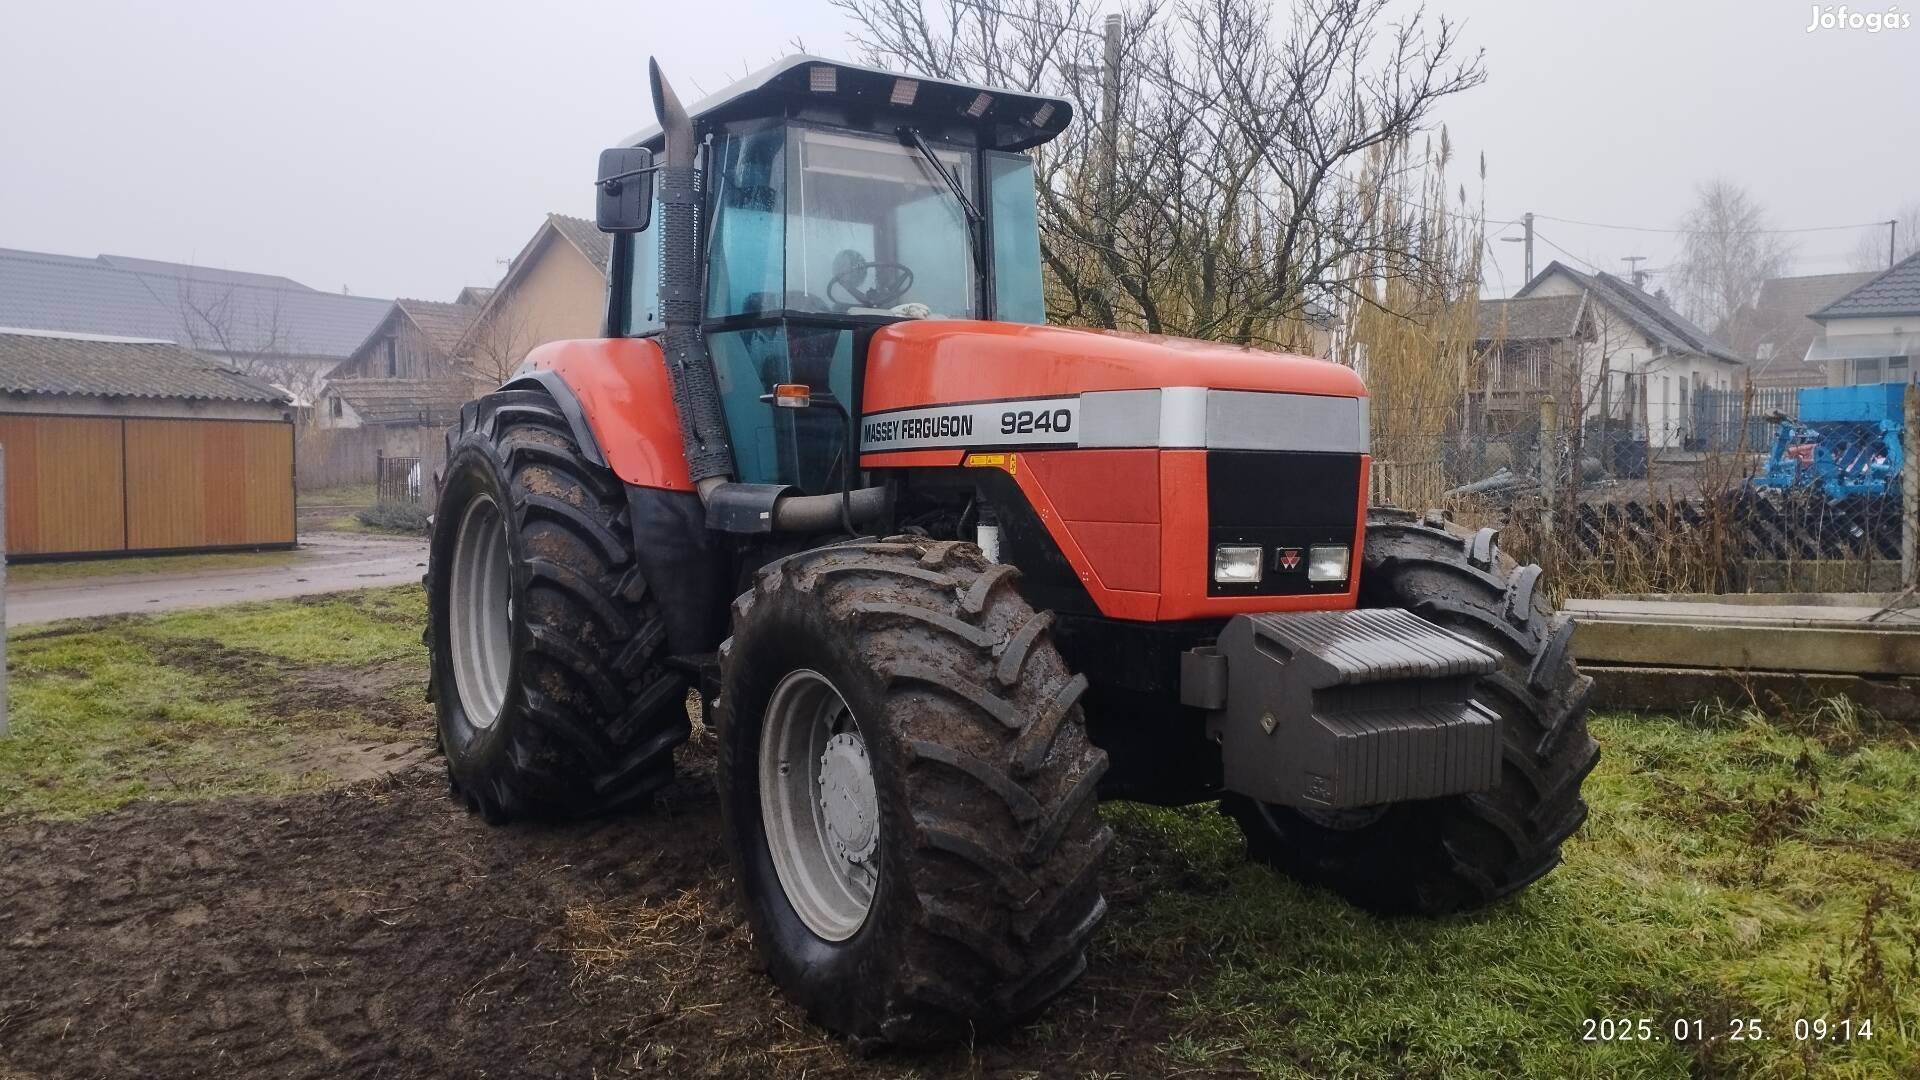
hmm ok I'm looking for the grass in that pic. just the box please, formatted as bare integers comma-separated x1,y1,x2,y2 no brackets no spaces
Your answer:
1102,708,1920,1078
9,548,309,585
0,586,430,819
298,482,376,508
1,587,1914,1076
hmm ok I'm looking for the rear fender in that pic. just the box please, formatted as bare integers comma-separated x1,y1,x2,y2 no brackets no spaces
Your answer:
505,338,693,492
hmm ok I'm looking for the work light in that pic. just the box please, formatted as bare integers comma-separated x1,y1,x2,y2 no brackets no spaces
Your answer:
1307,545,1350,583
1213,545,1264,584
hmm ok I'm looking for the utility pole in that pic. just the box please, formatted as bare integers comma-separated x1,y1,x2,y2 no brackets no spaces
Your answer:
1100,13,1122,242
1500,211,1534,282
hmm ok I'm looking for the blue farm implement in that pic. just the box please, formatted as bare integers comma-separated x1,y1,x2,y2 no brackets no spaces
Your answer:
1753,383,1906,500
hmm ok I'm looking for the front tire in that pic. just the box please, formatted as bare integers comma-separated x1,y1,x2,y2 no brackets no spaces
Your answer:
717,538,1111,1045
426,389,688,822
1223,509,1599,915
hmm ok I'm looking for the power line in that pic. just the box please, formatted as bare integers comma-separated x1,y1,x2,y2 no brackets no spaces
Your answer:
1530,212,1891,237
1530,230,1603,274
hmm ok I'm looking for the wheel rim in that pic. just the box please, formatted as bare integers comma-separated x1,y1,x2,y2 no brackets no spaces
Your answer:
759,669,879,941
448,493,513,729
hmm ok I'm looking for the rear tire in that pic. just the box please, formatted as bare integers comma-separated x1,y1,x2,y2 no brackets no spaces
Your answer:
717,538,1111,1045
426,389,688,821
1222,509,1599,915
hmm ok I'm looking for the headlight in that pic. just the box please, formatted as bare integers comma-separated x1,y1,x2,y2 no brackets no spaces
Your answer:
1307,544,1350,583
1213,544,1264,584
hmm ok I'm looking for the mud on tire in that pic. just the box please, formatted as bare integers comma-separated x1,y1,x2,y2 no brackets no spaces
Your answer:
1222,508,1600,916
717,538,1111,1045
426,389,688,822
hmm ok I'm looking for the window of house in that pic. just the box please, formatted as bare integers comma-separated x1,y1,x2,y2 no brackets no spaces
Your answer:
330,395,343,418
384,337,397,377
1889,355,1911,382
1854,356,1883,384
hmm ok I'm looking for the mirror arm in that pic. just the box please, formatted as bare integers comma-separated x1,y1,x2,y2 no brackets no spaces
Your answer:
597,163,663,190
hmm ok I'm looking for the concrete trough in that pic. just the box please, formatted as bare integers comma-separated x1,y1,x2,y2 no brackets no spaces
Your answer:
1565,593,1920,723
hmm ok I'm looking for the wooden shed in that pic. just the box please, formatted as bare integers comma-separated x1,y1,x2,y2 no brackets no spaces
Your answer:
0,329,295,559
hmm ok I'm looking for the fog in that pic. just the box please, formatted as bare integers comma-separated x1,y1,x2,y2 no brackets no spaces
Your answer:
1,0,1911,301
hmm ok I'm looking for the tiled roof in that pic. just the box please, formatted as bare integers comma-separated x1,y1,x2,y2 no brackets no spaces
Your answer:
0,246,391,360
1520,262,1745,364
1813,251,1920,318
0,328,288,403
1722,271,1878,384
455,286,496,307
329,377,476,426
547,213,613,275
0,247,183,340
396,299,483,356
1476,294,1588,343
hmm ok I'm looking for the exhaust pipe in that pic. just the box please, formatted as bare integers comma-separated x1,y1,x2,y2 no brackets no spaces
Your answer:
649,58,733,498
648,58,887,532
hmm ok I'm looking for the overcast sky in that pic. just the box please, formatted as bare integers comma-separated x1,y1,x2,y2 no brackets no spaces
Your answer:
1,0,1912,303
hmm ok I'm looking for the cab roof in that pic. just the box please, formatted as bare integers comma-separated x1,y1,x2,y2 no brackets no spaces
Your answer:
621,55,1072,153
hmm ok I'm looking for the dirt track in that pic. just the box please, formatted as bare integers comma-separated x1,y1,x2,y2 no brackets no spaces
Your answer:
7,532,428,627
0,738,1199,1080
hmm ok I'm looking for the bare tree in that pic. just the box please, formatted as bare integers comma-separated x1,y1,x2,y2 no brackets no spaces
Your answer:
834,0,1487,343
1671,179,1794,334
1848,200,1920,271
459,302,533,386
171,279,333,404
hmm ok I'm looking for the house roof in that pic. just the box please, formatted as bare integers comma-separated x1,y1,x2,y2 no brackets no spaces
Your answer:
547,213,613,275
0,328,289,403
328,377,475,426
1518,262,1745,364
0,246,391,360
395,299,483,356
1813,251,1920,319
455,286,496,307
1722,271,1878,383
1476,294,1588,343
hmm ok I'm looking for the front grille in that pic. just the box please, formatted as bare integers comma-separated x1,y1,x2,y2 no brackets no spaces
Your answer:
1205,450,1361,597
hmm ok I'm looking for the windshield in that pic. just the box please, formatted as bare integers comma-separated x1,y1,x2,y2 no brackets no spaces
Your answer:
788,128,977,318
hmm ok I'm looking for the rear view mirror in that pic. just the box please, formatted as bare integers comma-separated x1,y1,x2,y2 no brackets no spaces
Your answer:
595,146,654,232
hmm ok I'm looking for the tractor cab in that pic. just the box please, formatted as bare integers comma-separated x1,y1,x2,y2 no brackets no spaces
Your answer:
605,57,1069,495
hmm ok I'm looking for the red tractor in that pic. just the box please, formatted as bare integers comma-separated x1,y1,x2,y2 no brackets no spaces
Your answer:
427,56,1597,1045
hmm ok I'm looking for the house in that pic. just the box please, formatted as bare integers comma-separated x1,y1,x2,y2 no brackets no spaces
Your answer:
1471,293,1595,431
455,214,612,382
1716,271,1879,388
454,286,496,307
318,299,483,427
0,328,294,557
323,377,474,430
0,246,390,404
1486,262,1747,449
1805,251,1920,386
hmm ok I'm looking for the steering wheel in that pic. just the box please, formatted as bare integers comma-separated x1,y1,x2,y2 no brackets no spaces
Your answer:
828,259,916,309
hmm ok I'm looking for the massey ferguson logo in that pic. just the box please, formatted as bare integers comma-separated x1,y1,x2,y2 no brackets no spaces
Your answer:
1276,548,1303,572
861,412,974,445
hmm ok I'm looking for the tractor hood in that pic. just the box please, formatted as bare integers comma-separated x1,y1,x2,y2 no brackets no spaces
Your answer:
861,320,1366,415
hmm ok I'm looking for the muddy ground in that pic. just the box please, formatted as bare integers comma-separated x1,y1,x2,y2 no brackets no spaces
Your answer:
0,734,1212,1080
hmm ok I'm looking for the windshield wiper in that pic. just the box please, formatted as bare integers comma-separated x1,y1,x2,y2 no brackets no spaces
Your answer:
898,127,983,227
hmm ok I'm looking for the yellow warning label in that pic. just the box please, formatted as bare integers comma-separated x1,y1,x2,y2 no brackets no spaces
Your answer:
963,452,1017,474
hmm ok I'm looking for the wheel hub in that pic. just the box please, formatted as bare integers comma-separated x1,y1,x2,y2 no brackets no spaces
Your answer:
818,733,878,862
758,669,879,942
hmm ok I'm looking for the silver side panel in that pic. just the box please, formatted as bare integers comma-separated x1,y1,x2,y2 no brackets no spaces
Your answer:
1079,387,1368,453
861,388,1369,454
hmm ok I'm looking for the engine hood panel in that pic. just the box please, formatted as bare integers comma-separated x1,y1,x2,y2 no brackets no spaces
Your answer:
862,320,1366,413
